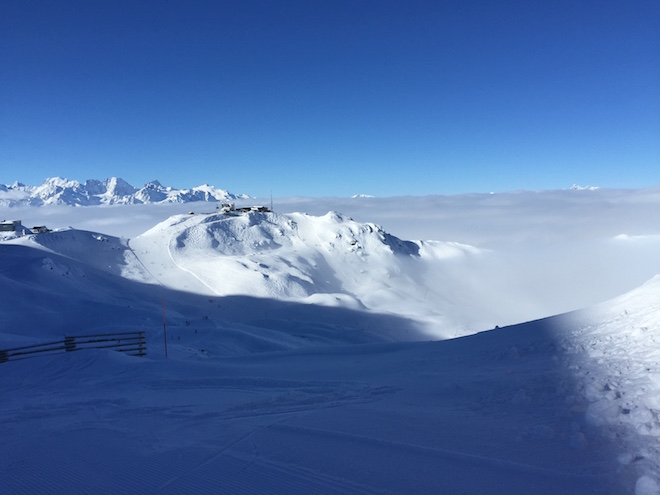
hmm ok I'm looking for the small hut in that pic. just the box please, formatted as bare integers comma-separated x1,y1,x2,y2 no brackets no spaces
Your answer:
0,220,21,232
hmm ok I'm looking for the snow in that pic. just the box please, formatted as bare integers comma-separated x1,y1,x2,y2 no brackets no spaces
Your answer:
571,184,600,191
1,189,660,493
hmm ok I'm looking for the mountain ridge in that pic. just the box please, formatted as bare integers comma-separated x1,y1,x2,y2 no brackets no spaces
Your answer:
0,177,247,207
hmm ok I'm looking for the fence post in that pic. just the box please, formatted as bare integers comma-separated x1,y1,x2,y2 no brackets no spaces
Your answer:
138,331,146,356
64,336,76,352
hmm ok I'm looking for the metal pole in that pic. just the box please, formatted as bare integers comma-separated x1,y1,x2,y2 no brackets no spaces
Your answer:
162,296,168,359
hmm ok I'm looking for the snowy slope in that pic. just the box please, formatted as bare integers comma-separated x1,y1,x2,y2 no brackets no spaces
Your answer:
564,276,660,493
1,201,660,493
16,228,155,281
1,259,659,493
501,276,660,493
0,220,427,348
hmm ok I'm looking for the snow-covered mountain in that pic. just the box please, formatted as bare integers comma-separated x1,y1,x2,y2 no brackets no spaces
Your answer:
1,209,481,337
0,177,246,207
130,210,481,337
570,184,600,191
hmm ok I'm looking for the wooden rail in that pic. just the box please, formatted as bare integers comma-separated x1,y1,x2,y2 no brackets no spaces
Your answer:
0,331,146,363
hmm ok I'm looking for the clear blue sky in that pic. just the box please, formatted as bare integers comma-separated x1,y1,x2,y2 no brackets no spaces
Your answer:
2,0,658,197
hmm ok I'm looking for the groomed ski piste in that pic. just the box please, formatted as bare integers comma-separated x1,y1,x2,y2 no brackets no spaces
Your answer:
2,202,660,494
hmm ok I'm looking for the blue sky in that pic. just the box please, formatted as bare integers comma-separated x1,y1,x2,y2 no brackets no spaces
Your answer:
2,0,658,198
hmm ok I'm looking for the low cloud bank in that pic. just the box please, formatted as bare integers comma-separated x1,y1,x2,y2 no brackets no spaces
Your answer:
3,187,660,326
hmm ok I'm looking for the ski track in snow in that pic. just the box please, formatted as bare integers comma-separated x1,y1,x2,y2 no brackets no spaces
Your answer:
165,234,221,297
129,217,218,295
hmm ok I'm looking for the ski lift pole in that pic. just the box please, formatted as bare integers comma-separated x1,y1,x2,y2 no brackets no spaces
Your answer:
162,296,168,359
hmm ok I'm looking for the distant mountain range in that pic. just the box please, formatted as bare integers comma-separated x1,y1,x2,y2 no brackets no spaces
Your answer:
0,177,248,207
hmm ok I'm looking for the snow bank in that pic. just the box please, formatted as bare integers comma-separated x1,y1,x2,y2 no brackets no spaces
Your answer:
558,275,660,490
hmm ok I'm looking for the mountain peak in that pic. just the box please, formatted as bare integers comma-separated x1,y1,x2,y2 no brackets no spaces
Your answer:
0,177,245,207
570,184,599,191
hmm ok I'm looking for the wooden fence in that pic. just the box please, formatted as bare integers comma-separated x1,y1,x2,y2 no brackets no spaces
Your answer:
0,331,146,363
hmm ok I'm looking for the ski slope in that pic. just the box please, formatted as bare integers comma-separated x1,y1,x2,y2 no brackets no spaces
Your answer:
1,203,660,494
2,279,660,494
